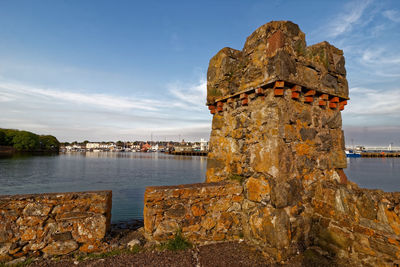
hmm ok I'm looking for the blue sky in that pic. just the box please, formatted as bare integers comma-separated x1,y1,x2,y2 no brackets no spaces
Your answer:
0,0,399,145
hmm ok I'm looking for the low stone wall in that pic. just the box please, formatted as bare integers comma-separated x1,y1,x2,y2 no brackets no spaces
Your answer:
311,181,400,266
0,191,112,262
144,182,243,243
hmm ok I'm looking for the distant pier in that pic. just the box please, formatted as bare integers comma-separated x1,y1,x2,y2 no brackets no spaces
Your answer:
361,152,400,157
168,151,208,156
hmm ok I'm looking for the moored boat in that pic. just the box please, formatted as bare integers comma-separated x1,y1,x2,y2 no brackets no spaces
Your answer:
345,150,361,158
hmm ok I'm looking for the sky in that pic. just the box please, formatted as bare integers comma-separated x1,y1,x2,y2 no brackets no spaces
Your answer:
0,0,399,146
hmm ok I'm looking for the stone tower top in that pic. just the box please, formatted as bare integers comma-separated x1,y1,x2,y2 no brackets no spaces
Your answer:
207,21,348,106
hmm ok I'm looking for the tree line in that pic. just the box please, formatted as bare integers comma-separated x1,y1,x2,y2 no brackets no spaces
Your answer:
0,128,60,152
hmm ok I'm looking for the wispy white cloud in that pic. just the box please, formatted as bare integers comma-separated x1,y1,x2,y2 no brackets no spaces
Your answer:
0,78,212,141
383,9,400,23
361,48,400,65
355,47,400,78
167,79,207,110
0,82,163,112
326,0,373,38
0,91,16,102
344,86,400,117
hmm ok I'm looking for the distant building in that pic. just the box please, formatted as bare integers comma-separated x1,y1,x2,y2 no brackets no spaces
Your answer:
174,144,193,152
86,143,100,149
200,138,208,151
141,143,151,152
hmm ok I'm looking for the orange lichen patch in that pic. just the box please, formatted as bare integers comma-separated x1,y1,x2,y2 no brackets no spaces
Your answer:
171,190,181,198
318,100,326,106
201,216,216,230
295,142,312,156
329,102,337,109
304,90,316,96
242,98,249,105
245,177,270,202
255,87,264,95
340,100,347,106
240,93,248,99
79,241,104,253
217,106,223,112
191,204,206,217
290,205,298,215
320,94,329,100
303,173,317,181
339,104,344,111
217,101,224,108
274,80,285,88
210,109,216,114
388,238,400,246
353,225,375,237
336,169,348,184
208,105,215,110
232,195,244,202
292,91,300,99
274,88,284,96
304,96,313,103
212,232,226,241
21,227,36,241
330,96,339,103
385,209,400,235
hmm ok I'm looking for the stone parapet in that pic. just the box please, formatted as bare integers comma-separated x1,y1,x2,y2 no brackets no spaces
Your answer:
207,80,348,115
144,182,244,243
207,21,348,105
0,191,112,262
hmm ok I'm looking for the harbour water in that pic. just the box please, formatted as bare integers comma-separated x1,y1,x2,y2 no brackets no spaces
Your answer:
0,153,398,222
0,152,206,222
344,157,400,192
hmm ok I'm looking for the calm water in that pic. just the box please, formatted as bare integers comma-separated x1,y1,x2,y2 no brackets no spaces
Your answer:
0,153,399,222
0,152,206,222
344,157,400,192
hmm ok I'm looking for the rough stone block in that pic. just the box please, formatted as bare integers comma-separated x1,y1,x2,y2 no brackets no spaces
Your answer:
0,191,111,261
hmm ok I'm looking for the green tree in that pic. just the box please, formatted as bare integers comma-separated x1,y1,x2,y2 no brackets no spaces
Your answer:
12,131,40,151
4,129,18,146
39,135,60,151
116,141,124,147
0,131,6,145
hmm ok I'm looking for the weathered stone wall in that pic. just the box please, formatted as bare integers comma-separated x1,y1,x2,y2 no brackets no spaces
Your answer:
144,182,243,243
0,191,112,262
143,20,400,265
311,181,400,265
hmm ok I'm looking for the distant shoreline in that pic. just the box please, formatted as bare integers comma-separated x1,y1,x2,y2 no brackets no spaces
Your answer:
0,145,59,157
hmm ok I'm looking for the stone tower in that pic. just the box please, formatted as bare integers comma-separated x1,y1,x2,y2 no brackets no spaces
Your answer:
206,21,348,186
205,21,352,259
